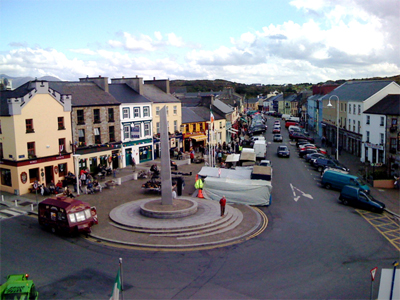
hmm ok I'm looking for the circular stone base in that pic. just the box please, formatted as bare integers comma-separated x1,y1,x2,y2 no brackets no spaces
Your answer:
140,198,198,219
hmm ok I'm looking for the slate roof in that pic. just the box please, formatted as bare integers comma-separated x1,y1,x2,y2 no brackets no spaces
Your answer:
49,81,120,106
364,94,400,115
213,99,234,114
179,96,202,107
143,84,180,103
182,106,224,124
320,80,394,102
109,83,151,104
284,94,298,102
246,98,259,104
0,81,35,116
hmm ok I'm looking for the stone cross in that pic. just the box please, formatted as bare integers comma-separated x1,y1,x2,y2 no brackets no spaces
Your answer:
160,106,173,205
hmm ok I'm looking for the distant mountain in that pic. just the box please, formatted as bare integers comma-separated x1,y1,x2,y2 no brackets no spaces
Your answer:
0,74,61,89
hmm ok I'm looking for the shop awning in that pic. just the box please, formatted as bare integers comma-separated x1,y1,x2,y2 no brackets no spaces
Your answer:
191,135,207,141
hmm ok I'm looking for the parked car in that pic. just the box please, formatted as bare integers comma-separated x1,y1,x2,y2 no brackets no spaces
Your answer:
259,159,272,167
296,139,310,148
273,134,283,142
299,148,318,158
289,132,314,143
339,185,385,213
277,145,290,157
298,144,316,151
305,152,327,163
313,157,349,173
321,169,370,193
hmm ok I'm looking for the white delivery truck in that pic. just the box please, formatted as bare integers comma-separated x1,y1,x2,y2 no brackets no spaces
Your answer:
253,140,267,159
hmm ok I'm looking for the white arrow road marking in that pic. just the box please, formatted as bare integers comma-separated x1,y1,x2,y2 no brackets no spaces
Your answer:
290,184,314,202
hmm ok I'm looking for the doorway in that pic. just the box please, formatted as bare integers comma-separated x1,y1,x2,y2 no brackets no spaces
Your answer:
45,166,53,186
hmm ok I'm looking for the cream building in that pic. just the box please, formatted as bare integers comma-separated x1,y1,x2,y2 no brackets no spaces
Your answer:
0,80,73,195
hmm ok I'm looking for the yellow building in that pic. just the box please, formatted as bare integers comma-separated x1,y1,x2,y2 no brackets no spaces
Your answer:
0,80,73,195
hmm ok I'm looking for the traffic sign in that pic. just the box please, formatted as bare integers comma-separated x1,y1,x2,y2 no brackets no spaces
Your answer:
370,267,378,281
33,181,38,189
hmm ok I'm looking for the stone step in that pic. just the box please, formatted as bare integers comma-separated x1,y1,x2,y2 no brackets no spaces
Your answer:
110,205,238,234
151,207,241,237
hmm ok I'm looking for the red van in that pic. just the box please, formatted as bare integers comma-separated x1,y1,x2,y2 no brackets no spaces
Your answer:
285,121,299,128
38,197,98,235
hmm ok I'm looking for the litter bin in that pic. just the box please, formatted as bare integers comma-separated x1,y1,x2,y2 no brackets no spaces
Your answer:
133,172,138,180
173,176,185,196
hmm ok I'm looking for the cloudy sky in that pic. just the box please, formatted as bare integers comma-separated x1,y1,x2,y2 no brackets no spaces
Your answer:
1,0,399,85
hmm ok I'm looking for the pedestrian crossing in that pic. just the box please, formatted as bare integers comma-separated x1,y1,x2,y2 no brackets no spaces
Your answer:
0,208,27,220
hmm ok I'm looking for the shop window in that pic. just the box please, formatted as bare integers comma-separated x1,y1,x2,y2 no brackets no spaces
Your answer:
77,110,85,125
58,163,67,177
109,126,115,142
27,142,36,158
108,108,114,122
58,117,65,130
94,109,100,123
1,168,11,186
94,128,101,144
29,168,39,183
26,119,34,133
78,129,85,146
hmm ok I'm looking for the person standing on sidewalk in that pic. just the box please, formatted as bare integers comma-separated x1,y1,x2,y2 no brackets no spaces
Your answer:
219,196,227,216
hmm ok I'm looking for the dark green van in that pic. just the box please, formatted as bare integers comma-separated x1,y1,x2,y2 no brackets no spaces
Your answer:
339,185,385,213
321,169,370,193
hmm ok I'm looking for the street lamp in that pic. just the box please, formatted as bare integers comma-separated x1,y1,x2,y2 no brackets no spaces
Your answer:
327,95,339,161
73,154,81,195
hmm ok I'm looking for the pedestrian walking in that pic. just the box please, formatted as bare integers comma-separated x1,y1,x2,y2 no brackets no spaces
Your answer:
131,156,136,171
219,195,227,216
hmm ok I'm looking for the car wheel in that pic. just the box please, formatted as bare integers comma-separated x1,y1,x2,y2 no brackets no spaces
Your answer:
325,183,332,190
317,166,323,172
341,199,348,205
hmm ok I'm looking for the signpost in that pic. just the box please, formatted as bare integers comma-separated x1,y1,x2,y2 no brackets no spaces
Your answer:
33,180,39,206
370,267,378,300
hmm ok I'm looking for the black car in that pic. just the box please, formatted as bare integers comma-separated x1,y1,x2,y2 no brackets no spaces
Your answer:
289,132,315,143
313,157,349,173
305,152,327,163
277,145,290,157
299,148,318,158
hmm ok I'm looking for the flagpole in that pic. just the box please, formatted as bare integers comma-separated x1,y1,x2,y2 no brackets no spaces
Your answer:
119,258,124,300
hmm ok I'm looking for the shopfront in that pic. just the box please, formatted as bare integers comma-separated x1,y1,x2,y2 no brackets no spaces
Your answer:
122,138,153,167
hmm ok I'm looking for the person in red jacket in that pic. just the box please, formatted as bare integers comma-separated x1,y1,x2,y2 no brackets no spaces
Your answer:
219,195,227,216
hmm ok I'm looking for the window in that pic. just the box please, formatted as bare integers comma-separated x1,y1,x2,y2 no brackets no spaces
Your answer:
0,142,3,159
392,118,398,125
134,107,140,118
26,119,34,133
144,123,150,136
131,124,140,139
173,106,177,115
78,129,85,146
0,120,1,134
58,138,66,153
353,120,355,132
94,109,100,123
390,138,397,152
353,104,356,115
108,108,114,122
156,107,160,116
143,106,150,117
123,108,130,119
1,168,11,187
29,168,39,183
58,117,65,130
124,125,130,139
380,133,384,145
94,128,101,144
220,121,222,129
166,106,169,115
349,104,351,114
366,131,370,142
380,116,384,126
358,121,360,134
366,116,370,124
358,105,361,115
58,163,67,177
77,110,84,124
174,120,178,132
156,122,160,134
109,126,115,142
27,142,36,158
348,119,351,130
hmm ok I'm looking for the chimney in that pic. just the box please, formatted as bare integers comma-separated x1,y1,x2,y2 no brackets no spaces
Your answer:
111,76,143,95
144,78,170,94
80,76,109,92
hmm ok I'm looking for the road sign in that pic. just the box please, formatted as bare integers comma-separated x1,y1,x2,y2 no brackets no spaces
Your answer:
33,181,38,189
371,267,378,281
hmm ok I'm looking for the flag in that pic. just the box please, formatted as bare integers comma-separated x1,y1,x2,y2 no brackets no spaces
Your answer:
210,107,214,128
110,268,121,300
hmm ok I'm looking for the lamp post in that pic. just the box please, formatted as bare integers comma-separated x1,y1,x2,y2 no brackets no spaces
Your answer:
73,154,81,195
327,95,339,161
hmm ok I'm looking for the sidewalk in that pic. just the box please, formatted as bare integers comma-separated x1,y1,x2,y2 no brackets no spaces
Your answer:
309,130,399,217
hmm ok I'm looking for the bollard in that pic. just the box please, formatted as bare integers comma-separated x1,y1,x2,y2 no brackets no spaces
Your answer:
31,204,34,211
1,195,4,202
14,200,18,207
